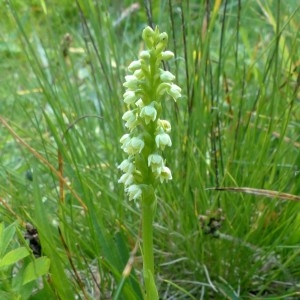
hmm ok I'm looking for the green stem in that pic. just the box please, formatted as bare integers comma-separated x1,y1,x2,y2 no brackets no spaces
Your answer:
142,200,158,300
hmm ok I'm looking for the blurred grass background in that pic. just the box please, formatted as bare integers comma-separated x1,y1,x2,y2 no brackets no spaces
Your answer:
1,0,300,299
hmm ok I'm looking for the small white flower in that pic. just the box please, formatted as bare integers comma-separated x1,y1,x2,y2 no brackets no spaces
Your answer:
123,90,137,105
135,98,144,108
159,166,172,183
155,132,172,150
156,82,181,101
125,184,142,200
157,119,171,133
128,60,141,72
160,70,175,82
124,137,145,154
167,84,181,101
122,110,135,121
120,134,131,146
148,154,164,174
118,172,134,186
161,51,174,60
122,110,138,130
118,159,134,173
123,75,139,89
156,82,171,96
140,105,157,124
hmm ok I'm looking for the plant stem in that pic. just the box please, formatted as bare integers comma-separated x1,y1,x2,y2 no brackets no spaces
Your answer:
142,200,158,300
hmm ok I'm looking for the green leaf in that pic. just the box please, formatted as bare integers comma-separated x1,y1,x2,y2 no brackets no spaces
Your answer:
0,290,15,300
0,222,17,257
18,280,35,300
0,247,29,268
22,256,50,285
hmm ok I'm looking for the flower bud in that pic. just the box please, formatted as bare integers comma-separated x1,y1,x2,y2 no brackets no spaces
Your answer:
161,51,174,60
128,60,142,72
160,70,175,82
133,69,144,79
139,50,151,60
155,32,168,52
142,26,155,48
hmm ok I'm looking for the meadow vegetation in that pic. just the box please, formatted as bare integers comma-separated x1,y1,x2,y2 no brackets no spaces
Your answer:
1,0,300,299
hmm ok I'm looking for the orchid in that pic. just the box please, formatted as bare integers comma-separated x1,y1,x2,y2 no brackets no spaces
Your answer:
118,26,181,300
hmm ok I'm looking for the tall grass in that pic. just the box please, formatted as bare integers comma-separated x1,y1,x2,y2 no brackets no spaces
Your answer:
1,0,300,298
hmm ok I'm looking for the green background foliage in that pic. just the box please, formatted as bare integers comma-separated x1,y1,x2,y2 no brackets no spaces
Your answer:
1,0,300,298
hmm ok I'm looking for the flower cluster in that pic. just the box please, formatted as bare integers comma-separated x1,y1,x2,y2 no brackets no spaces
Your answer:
118,26,181,201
